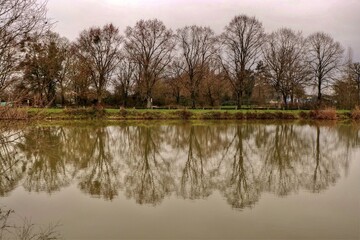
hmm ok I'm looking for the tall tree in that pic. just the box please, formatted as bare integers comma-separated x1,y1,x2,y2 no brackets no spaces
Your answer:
307,32,344,106
350,62,360,105
57,37,71,106
0,0,48,96
68,51,93,106
175,25,217,108
75,24,122,105
113,52,137,107
125,19,174,108
219,15,265,108
21,31,66,106
262,28,309,108
166,60,185,105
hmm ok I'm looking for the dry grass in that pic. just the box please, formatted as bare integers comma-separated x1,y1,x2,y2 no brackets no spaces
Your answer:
308,108,337,120
351,106,360,120
0,107,28,120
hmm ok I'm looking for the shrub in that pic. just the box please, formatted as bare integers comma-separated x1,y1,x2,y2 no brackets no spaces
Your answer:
258,112,277,119
119,108,127,117
200,111,222,119
0,107,28,120
245,112,258,119
299,111,310,119
309,108,337,120
234,112,245,119
222,111,232,119
174,109,193,120
276,112,296,119
351,106,360,120
141,111,163,119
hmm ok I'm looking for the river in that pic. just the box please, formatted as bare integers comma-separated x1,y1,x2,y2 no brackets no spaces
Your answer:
0,121,359,239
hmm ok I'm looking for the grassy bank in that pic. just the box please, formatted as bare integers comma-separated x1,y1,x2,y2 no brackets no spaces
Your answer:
1,107,358,121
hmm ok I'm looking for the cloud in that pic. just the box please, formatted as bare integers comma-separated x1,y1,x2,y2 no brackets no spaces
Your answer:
46,0,360,60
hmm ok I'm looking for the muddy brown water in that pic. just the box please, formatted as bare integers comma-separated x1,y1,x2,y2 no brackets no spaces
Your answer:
1,121,359,239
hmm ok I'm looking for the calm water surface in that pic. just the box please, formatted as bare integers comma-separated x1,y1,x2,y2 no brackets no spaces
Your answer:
0,121,359,239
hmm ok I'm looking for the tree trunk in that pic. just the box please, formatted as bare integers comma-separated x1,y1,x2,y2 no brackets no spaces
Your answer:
317,78,322,108
314,126,321,188
123,93,128,108
121,87,129,108
282,93,288,109
146,95,152,109
208,88,214,107
176,90,180,105
236,91,242,109
358,80,360,106
191,91,196,109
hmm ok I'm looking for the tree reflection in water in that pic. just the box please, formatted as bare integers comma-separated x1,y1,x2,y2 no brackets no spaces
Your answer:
258,124,309,196
180,126,211,199
76,127,121,200
304,125,345,193
0,122,358,209
122,126,174,205
219,125,260,209
17,127,73,194
0,124,24,197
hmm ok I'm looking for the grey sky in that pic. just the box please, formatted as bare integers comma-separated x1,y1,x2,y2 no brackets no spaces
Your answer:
47,0,360,61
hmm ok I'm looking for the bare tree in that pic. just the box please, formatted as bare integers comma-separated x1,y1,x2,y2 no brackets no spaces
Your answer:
333,49,360,108
175,25,217,108
201,64,228,107
262,28,309,108
57,37,71,106
0,0,48,96
68,46,93,106
219,15,265,108
20,31,68,107
113,52,137,107
166,60,185,105
350,62,360,105
307,32,344,106
75,24,122,105
125,19,175,108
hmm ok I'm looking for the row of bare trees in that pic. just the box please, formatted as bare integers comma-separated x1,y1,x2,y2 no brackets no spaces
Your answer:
1,0,359,109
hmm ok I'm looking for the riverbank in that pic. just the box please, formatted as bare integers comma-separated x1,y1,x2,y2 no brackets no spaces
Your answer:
1,107,359,121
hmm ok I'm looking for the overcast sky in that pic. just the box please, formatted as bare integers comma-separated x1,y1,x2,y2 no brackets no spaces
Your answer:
47,0,360,61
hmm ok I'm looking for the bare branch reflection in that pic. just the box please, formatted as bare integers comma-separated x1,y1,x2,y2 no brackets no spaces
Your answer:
18,127,73,193
123,126,174,205
258,124,309,196
220,125,260,209
180,126,212,199
0,124,24,196
304,125,345,193
0,122,358,209
76,127,121,200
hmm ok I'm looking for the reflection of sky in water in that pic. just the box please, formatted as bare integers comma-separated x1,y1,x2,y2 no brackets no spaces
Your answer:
0,122,359,239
